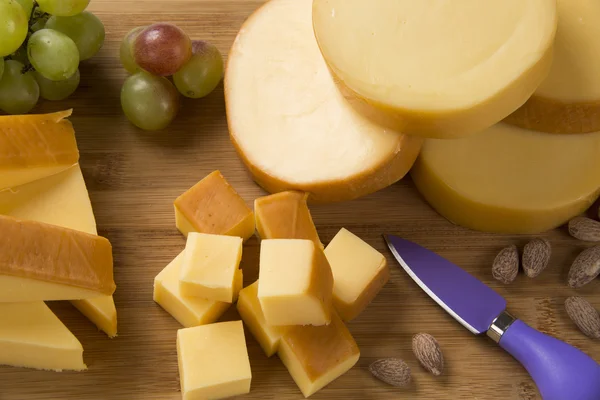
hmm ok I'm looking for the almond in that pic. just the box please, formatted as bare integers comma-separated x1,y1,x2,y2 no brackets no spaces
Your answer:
522,239,551,278
565,296,600,340
568,217,600,242
568,246,600,288
369,358,411,387
412,333,444,376
492,245,519,284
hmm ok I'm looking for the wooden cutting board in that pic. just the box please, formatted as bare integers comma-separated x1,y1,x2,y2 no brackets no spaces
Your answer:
1,1,598,399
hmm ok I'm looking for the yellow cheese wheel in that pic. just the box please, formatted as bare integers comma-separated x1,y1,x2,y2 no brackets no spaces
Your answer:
225,0,422,203
506,0,600,133
312,0,557,139
411,124,600,234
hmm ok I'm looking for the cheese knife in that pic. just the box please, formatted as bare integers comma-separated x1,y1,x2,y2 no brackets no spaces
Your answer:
383,234,600,400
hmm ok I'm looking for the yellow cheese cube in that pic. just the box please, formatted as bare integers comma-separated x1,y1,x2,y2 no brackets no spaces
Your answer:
258,239,333,326
0,302,86,371
278,311,360,397
0,110,79,190
174,170,255,241
324,228,390,321
254,191,323,248
154,252,230,328
236,280,288,357
177,321,252,400
179,233,243,303
0,215,115,302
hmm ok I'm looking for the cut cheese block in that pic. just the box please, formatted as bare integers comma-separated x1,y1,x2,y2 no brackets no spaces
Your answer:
236,280,288,357
411,124,600,234
225,0,422,203
0,215,115,302
254,191,323,248
177,321,252,400
0,110,79,190
506,0,600,133
312,0,557,139
324,228,389,321
0,164,117,337
154,251,230,328
174,171,255,241
278,311,360,397
258,239,333,326
180,233,243,303
0,302,86,371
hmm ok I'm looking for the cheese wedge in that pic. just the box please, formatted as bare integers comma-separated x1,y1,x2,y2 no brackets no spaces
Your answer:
154,251,230,328
0,110,79,190
177,321,252,400
0,164,117,337
278,311,360,397
174,171,255,241
254,191,323,248
0,302,86,371
506,0,600,133
236,280,288,357
324,228,389,321
312,0,557,139
225,0,422,203
258,239,333,326
411,124,600,234
0,215,115,302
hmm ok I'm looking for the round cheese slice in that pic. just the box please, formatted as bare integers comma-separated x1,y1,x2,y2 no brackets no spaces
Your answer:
312,0,557,139
411,124,600,234
506,0,600,133
225,0,422,203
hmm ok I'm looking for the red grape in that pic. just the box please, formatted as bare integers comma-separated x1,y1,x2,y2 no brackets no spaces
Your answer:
133,23,192,76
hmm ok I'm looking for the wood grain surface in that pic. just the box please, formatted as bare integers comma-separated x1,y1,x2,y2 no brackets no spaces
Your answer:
1,1,599,399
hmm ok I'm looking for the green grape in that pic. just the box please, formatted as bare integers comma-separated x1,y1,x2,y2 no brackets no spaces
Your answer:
10,45,28,64
0,0,28,57
15,0,33,17
46,12,105,61
28,29,79,81
121,71,179,131
0,60,39,114
35,69,79,101
37,0,89,17
173,40,223,99
0,59,4,82
120,26,145,73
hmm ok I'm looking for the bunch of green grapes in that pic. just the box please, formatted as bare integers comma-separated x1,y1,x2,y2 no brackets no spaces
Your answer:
119,23,224,131
0,0,105,114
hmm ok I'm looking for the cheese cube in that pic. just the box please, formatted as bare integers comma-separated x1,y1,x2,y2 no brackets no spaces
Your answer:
0,110,79,190
154,251,231,328
177,321,252,400
278,311,360,397
174,170,255,241
0,215,115,302
258,239,333,326
254,191,323,248
179,233,243,303
0,302,86,371
324,228,390,321
237,280,288,357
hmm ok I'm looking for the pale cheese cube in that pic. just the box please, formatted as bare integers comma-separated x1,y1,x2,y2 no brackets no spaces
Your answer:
278,311,360,397
258,239,333,326
177,321,252,400
154,252,230,328
254,191,323,248
236,280,288,357
179,233,243,303
324,228,390,321
174,170,255,241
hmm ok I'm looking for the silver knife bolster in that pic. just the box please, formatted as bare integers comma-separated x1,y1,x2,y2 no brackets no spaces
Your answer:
487,311,517,343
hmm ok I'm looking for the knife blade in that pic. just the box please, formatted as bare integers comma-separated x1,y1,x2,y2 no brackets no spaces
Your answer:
384,234,600,400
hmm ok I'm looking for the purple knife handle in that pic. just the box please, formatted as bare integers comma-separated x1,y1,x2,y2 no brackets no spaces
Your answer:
499,319,600,400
